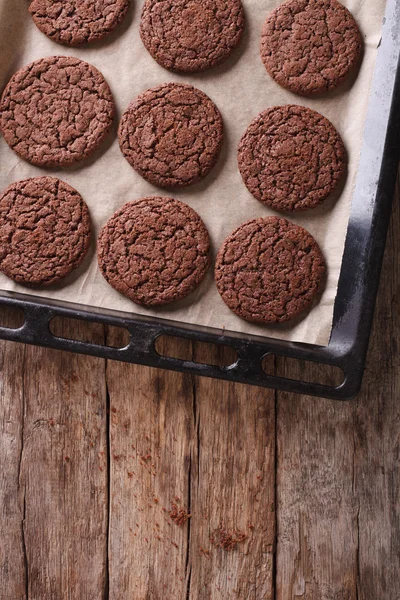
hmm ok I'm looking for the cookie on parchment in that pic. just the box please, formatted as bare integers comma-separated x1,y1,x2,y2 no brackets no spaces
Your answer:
29,0,130,46
140,0,245,72
215,217,325,324
118,83,223,187
0,177,91,286
260,0,363,96
98,197,210,306
237,105,347,212
0,56,115,168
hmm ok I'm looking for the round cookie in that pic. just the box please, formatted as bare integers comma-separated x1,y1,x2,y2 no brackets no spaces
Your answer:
140,0,245,73
237,105,347,212
215,217,325,324
260,0,363,96
118,83,223,188
98,197,210,306
0,177,91,286
0,56,115,168
29,0,130,47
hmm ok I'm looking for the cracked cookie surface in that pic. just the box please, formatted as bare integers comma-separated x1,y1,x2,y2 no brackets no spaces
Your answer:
29,0,130,47
98,196,210,306
215,217,325,323
237,105,347,212
260,0,362,96
0,177,91,285
140,0,245,72
118,83,223,188
0,56,115,168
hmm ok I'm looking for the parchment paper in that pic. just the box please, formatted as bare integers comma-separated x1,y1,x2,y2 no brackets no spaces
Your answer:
0,0,386,346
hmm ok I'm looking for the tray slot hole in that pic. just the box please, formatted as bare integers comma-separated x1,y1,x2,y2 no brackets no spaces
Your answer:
105,324,131,348
0,305,25,329
261,354,276,375
155,335,238,367
262,355,345,386
50,317,130,349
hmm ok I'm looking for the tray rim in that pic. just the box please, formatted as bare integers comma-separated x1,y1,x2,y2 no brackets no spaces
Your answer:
0,0,399,400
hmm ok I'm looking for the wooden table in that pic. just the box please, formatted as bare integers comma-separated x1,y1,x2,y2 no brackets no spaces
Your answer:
1,174,399,600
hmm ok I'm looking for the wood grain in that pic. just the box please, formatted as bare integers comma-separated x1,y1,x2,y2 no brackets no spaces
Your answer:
106,337,276,600
9,319,108,600
187,344,276,600
274,172,400,600
353,175,400,599
106,333,194,599
0,310,26,600
275,366,358,600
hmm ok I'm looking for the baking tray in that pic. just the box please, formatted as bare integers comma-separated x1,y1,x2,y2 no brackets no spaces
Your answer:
0,0,399,401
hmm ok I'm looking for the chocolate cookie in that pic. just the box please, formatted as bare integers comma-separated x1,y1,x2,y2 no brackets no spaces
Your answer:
215,217,325,324
0,56,115,168
98,197,210,306
118,83,223,187
237,105,346,212
140,0,245,72
0,177,91,285
29,0,130,47
260,0,363,96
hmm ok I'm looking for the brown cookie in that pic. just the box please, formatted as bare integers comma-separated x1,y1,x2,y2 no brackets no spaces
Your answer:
260,0,363,96
98,197,210,306
0,177,91,285
118,83,223,188
140,0,245,73
215,217,325,324
29,0,130,47
0,56,115,168
237,105,347,212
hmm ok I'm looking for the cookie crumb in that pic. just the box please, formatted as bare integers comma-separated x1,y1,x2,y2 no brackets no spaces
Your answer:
169,502,191,526
210,526,247,551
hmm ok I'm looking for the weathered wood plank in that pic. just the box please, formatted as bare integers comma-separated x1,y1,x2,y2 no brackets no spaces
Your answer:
107,337,276,600
106,334,194,599
19,319,108,600
353,175,400,599
275,173,400,600
275,368,358,600
187,344,276,600
0,310,26,600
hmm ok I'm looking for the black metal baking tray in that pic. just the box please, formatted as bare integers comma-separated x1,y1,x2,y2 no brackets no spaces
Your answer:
0,0,399,401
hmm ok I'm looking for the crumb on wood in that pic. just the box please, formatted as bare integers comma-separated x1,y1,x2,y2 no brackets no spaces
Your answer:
199,546,211,558
169,502,191,526
210,526,247,551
